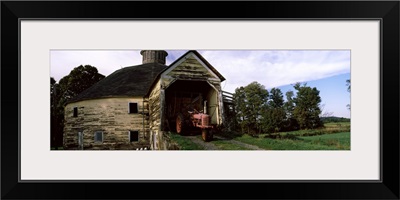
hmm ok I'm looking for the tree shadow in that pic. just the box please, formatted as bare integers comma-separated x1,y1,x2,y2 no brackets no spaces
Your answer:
214,130,244,140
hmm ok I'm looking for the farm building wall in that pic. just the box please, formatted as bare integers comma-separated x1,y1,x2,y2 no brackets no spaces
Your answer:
206,87,219,124
63,97,150,150
148,79,164,150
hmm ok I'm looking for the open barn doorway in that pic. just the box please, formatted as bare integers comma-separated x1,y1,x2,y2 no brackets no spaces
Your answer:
164,80,219,134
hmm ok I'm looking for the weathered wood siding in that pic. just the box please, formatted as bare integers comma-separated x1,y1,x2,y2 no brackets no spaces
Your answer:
206,88,218,124
207,82,225,125
148,80,161,132
148,80,162,149
161,54,219,88
63,97,150,150
167,55,215,79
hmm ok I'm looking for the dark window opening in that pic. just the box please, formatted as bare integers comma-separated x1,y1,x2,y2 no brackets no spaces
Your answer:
129,103,138,113
130,131,139,142
94,131,103,142
73,107,78,117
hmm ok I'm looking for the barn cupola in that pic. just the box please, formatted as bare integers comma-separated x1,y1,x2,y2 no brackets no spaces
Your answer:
140,50,168,65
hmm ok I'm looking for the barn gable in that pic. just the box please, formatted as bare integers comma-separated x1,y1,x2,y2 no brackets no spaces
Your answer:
164,51,219,79
159,51,225,89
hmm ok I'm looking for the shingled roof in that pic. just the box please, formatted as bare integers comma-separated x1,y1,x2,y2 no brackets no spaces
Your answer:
68,63,167,103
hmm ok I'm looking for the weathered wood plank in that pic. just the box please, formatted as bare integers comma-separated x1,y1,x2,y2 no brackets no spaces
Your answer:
63,97,150,150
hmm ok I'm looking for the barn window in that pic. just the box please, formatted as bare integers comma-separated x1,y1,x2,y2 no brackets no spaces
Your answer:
94,131,103,143
73,107,78,117
129,131,139,142
128,102,138,114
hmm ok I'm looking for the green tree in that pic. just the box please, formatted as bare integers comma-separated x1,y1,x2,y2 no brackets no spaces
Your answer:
51,65,105,148
292,83,323,129
262,88,286,133
243,82,269,134
233,86,247,133
269,88,284,108
234,81,268,135
346,79,351,110
346,79,351,92
58,65,105,102
283,90,298,131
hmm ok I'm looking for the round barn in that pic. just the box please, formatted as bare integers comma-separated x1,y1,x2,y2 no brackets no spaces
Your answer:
63,50,231,150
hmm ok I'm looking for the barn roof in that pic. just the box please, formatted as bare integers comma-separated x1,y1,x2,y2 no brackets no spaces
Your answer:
68,63,167,103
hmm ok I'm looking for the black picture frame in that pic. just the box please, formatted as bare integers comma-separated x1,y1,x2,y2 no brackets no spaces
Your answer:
1,1,399,199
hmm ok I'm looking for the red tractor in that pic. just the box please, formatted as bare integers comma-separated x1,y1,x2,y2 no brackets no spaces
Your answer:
175,101,213,142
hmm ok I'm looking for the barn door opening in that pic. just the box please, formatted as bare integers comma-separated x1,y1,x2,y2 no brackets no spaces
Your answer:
164,80,219,132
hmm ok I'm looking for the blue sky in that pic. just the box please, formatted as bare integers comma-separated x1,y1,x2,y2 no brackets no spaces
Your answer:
51,50,351,118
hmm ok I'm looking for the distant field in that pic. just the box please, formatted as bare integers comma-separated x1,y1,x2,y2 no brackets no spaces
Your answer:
300,132,350,150
232,132,349,150
167,122,351,150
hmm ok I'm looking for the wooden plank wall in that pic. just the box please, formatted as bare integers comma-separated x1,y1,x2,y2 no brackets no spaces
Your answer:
63,97,150,150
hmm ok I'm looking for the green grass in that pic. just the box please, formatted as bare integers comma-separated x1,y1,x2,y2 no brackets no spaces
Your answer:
232,132,350,150
168,124,351,150
262,122,350,138
300,132,350,150
212,139,251,150
168,133,206,150
324,122,350,127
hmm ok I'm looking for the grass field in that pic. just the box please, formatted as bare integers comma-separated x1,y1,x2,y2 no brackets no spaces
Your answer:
300,132,350,150
232,132,350,150
163,122,350,150
230,122,350,150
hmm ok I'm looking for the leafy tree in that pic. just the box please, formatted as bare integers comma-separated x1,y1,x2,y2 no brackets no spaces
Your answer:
233,86,247,133
243,82,269,134
321,116,350,123
50,65,105,148
234,81,268,135
262,88,286,133
292,83,323,129
346,79,351,92
283,90,298,131
346,79,351,110
268,88,284,108
58,65,105,102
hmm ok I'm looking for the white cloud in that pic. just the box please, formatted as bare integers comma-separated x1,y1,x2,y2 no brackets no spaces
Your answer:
50,50,350,94
199,50,350,93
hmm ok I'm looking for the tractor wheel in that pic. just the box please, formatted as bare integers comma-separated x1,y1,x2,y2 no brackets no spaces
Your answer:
202,129,213,142
176,113,185,135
